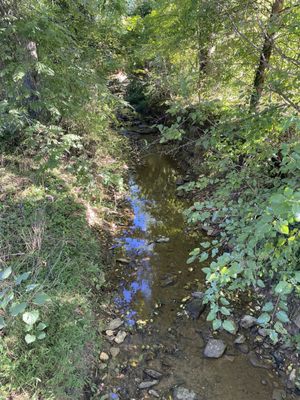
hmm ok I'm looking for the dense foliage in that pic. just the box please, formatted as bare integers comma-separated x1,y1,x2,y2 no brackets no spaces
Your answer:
0,0,299,397
126,0,300,346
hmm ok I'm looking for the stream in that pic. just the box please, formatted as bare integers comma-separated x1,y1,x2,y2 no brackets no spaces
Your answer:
105,148,287,399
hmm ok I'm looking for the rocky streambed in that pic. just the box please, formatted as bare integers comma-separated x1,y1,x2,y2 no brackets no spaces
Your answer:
95,147,299,400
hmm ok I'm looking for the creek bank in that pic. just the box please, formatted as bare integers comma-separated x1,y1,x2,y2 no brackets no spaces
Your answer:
91,128,298,400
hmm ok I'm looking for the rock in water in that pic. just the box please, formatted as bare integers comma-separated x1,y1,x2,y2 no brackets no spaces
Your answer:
173,387,198,400
138,380,159,389
186,298,206,319
204,339,226,358
240,315,257,329
106,318,123,331
144,368,163,379
149,389,160,398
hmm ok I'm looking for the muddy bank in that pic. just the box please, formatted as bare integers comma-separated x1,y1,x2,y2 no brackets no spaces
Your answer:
94,137,298,400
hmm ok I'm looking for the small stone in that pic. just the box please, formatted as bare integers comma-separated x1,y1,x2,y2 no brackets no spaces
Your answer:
234,334,246,344
272,389,286,400
161,275,177,288
240,315,257,329
186,297,206,319
149,389,160,398
99,351,109,361
106,318,123,331
116,258,130,264
204,339,226,358
261,379,267,385
156,237,170,243
293,311,300,329
248,351,270,369
110,347,120,358
173,386,198,400
144,368,163,379
138,380,159,389
106,330,115,337
258,328,267,337
114,331,127,344
237,344,249,354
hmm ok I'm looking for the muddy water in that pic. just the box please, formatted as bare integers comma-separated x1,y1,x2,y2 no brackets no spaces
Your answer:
111,151,283,399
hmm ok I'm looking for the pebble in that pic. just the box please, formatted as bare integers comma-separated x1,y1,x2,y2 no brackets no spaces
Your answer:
204,339,226,358
110,347,120,358
186,298,206,319
272,389,286,400
237,344,249,354
240,315,257,329
173,386,198,400
144,368,163,379
248,351,270,369
138,380,159,389
114,331,127,344
99,352,109,361
149,389,160,398
106,318,123,331
234,334,246,344
106,330,115,337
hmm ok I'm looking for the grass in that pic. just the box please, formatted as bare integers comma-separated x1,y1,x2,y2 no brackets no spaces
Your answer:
0,130,127,399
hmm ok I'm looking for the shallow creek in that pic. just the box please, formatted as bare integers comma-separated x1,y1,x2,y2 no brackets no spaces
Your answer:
108,150,286,399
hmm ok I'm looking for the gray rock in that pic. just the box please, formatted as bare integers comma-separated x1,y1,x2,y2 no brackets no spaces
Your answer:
186,298,206,319
156,237,170,243
161,275,177,288
272,389,286,400
106,318,123,331
248,351,270,369
138,380,159,389
293,311,300,329
144,368,163,379
234,334,246,344
110,347,120,358
173,387,198,400
237,344,249,354
191,291,204,299
204,339,226,358
148,389,160,398
114,330,127,344
240,315,257,329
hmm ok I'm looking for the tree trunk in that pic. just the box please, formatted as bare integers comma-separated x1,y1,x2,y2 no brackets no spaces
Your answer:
249,0,284,111
23,41,39,118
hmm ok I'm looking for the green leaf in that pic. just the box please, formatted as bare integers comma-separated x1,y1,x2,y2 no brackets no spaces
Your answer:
257,313,271,325
223,320,236,333
269,330,279,344
37,332,46,340
26,284,39,292
0,317,6,329
256,279,265,288
15,272,31,285
0,267,12,280
9,302,27,317
37,322,47,331
262,302,274,312
22,310,39,325
207,310,217,321
275,281,292,295
213,319,222,330
199,252,209,262
33,292,50,306
220,306,230,316
274,321,287,334
25,334,36,344
200,242,210,249
276,311,289,323
220,297,230,306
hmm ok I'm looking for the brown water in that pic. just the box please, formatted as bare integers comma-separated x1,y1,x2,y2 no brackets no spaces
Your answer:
110,151,287,400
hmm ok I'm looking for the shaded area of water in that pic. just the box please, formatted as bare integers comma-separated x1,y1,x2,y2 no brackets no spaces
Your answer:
112,151,284,399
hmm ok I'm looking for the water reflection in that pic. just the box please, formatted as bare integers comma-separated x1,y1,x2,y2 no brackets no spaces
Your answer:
114,153,199,326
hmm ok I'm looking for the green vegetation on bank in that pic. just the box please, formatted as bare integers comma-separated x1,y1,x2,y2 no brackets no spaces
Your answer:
126,0,300,348
1,0,300,397
0,1,127,398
